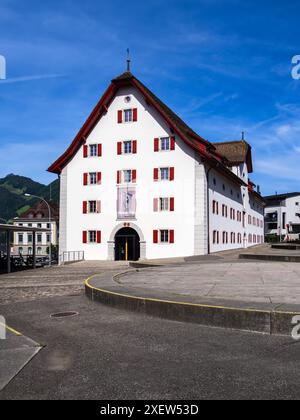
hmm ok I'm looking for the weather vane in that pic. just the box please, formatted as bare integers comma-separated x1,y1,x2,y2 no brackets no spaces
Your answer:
127,49,131,72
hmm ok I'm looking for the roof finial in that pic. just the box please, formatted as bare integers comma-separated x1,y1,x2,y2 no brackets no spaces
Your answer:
126,48,131,72
241,131,245,141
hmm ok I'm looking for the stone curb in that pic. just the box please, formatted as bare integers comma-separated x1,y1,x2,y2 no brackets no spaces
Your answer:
85,272,300,336
239,254,300,263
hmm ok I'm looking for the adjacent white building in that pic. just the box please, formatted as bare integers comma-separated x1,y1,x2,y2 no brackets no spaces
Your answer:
48,71,265,261
12,201,59,256
264,192,300,240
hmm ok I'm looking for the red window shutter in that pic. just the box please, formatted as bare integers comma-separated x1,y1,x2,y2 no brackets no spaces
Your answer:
83,173,88,186
117,142,122,155
153,230,158,244
133,108,138,122
154,168,159,181
170,136,176,150
82,231,87,244
132,140,137,154
97,201,101,213
169,230,174,244
97,172,102,184
170,197,175,212
97,231,101,244
98,144,102,157
83,145,88,158
83,201,87,214
118,110,123,124
153,198,158,212
154,138,159,152
132,170,137,183
117,171,121,184
169,167,175,181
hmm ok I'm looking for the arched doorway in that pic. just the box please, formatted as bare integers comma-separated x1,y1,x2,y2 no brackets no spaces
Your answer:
114,228,140,261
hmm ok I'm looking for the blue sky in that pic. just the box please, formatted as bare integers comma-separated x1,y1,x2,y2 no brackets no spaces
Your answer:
0,0,300,195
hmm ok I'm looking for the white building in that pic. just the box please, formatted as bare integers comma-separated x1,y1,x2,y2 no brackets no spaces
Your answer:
264,192,300,240
48,71,265,261
12,201,59,256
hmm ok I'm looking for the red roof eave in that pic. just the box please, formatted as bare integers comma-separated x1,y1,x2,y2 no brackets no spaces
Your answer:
47,83,117,174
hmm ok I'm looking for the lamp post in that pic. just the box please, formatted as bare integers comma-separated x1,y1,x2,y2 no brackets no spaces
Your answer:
24,194,52,267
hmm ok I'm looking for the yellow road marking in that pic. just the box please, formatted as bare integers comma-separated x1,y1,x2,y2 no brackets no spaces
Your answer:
85,274,300,315
0,321,22,336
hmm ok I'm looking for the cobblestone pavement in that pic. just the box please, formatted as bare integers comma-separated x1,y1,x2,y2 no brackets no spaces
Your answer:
0,261,129,305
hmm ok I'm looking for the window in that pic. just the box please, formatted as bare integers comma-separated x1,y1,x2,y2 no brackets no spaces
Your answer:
212,200,219,215
160,198,169,211
118,140,137,155
124,141,132,154
90,173,97,185
231,233,235,244
117,170,136,184
153,230,174,244
160,230,169,243
213,230,219,244
18,247,23,254
37,234,42,243
37,223,42,228
118,108,137,123
89,144,98,157
124,170,132,183
161,137,170,151
28,223,32,227
160,168,169,181
18,234,23,244
124,109,133,123
154,167,174,182
37,247,42,255
47,223,51,229
18,223,23,227
222,205,228,218
28,247,32,255
46,234,51,243
28,234,33,243
89,231,97,243
89,201,97,214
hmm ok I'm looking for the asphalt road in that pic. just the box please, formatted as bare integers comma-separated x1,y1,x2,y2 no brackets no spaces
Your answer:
1,292,300,400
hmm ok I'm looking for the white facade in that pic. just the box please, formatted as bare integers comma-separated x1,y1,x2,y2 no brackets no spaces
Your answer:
265,193,300,239
50,73,265,261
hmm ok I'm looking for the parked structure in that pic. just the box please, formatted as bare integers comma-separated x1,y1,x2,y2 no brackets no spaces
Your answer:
264,192,300,240
12,201,59,256
48,71,265,261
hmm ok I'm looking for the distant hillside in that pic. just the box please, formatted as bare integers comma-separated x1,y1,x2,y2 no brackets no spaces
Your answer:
0,174,59,222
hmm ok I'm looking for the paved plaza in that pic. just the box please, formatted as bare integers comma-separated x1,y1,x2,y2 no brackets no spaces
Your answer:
118,261,300,305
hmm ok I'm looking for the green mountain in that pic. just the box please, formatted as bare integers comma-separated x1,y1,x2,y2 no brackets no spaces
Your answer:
0,174,59,222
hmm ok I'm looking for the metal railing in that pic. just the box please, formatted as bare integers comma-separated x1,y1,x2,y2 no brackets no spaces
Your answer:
59,251,85,265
